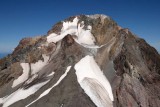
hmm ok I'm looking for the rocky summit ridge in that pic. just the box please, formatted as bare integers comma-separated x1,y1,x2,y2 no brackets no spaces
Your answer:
0,14,160,107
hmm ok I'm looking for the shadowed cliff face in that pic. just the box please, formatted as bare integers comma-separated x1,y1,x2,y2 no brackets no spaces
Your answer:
0,14,160,107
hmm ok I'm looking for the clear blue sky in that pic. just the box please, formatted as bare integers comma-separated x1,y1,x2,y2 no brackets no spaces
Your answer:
0,0,160,53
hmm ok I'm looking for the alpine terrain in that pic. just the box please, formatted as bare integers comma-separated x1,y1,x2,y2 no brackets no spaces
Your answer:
0,14,160,107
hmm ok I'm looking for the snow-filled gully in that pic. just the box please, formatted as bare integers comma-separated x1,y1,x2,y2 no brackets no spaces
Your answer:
74,55,114,107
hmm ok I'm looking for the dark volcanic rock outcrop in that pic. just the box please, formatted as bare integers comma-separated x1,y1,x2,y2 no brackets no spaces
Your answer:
0,14,160,107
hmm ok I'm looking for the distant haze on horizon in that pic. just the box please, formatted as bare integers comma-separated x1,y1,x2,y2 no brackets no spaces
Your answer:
0,0,160,53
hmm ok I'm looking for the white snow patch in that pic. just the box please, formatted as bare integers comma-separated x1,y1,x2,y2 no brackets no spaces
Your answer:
37,47,41,49
31,54,49,75
47,33,59,43
0,98,3,104
12,63,30,88
47,17,78,43
0,80,49,107
61,104,64,107
47,72,55,77
74,55,113,107
62,17,79,31
76,23,95,45
26,66,71,107
47,17,96,47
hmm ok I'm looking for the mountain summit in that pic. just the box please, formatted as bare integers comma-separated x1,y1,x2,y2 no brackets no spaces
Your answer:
0,14,160,107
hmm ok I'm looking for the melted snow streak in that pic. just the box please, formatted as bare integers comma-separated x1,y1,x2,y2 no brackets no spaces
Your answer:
47,17,97,47
0,80,49,107
82,78,113,107
74,55,113,107
26,66,71,107
47,71,55,77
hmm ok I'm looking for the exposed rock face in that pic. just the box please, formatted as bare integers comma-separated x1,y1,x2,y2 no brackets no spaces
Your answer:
0,14,160,107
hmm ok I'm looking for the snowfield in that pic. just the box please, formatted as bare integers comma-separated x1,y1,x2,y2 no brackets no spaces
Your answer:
74,55,113,107
47,17,96,47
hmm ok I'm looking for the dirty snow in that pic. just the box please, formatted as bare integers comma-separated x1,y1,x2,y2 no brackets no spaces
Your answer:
31,54,49,75
12,63,30,88
74,55,113,107
0,80,49,107
47,17,96,46
26,66,71,107
82,78,113,107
